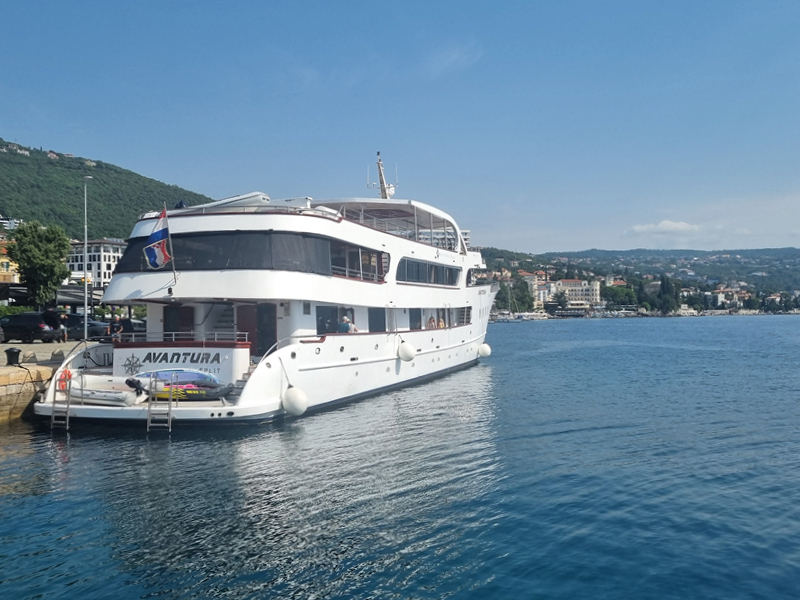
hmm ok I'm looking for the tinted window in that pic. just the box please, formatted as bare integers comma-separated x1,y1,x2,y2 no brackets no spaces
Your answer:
396,258,461,286
316,306,339,335
116,231,333,275
368,308,386,333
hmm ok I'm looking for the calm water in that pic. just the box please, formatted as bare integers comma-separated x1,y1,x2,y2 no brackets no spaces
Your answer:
2,316,800,599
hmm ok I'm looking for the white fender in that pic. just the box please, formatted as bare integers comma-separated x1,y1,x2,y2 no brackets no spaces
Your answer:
478,343,492,358
398,341,417,362
282,386,308,416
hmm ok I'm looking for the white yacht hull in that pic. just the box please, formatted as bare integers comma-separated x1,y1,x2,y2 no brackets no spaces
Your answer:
34,328,487,425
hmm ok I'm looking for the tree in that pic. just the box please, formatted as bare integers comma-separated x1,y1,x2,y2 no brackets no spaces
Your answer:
601,285,636,308
553,290,568,309
658,274,678,314
495,281,510,310
743,295,759,310
8,221,70,307
512,276,534,311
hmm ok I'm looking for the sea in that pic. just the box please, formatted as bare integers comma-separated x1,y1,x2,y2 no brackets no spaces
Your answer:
2,315,800,599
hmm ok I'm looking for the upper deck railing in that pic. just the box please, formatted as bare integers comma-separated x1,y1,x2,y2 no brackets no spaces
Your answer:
117,331,250,344
151,199,465,253
339,206,461,252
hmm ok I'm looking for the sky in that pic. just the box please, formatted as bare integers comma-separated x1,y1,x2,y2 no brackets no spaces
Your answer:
2,0,800,253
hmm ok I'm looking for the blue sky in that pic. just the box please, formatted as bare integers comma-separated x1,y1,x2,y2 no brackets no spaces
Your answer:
2,1,800,253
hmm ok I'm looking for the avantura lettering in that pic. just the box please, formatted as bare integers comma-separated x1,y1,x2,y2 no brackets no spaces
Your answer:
141,352,222,364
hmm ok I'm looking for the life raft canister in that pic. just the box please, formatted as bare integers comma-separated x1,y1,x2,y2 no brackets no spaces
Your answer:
57,369,72,391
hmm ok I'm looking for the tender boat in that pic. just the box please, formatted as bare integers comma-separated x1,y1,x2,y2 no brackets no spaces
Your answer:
35,155,498,430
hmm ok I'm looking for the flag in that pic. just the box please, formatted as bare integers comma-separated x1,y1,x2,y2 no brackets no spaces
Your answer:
143,208,172,269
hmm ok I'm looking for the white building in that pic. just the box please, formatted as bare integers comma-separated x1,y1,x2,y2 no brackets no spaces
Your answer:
554,279,601,308
0,216,23,231
67,238,127,288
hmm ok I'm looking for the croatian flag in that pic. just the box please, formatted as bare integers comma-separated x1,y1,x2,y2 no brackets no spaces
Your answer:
143,209,172,269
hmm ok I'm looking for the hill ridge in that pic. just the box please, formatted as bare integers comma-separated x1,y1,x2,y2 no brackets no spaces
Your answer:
0,136,212,239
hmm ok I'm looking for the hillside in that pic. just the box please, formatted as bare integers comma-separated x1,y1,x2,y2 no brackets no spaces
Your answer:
539,248,800,292
0,138,212,239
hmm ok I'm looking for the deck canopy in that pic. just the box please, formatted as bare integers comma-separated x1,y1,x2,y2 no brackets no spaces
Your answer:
138,194,468,255
315,198,467,254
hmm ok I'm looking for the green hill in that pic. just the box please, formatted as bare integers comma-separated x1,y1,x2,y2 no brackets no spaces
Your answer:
0,137,213,239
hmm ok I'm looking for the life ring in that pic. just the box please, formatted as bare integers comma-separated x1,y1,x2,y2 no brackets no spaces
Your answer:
57,369,72,391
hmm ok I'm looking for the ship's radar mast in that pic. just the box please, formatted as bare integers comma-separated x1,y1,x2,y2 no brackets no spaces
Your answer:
368,152,397,199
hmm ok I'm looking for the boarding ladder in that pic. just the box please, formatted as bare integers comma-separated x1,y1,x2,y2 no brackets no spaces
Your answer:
50,373,72,430
146,373,175,432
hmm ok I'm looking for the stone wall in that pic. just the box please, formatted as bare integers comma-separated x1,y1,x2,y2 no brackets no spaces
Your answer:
0,365,55,422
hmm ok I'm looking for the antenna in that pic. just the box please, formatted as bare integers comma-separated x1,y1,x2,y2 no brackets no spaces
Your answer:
367,151,398,199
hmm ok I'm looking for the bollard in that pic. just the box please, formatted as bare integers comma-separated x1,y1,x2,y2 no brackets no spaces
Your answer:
5,347,21,366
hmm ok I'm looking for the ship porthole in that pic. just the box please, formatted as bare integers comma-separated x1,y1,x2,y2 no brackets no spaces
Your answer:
374,344,378,350
315,348,321,355
291,352,296,359
340,346,344,352
266,362,271,368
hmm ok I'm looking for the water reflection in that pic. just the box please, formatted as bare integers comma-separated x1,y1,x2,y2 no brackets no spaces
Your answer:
6,364,499,599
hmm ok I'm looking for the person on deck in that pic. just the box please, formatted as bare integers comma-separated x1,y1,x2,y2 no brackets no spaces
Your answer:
338,315,357,333
107,315,123,341
427,316,436,329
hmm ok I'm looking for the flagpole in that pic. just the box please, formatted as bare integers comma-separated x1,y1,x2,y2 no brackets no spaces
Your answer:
165,203,178,286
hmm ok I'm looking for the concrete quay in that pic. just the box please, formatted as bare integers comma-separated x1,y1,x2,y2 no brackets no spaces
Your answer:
0,341,72,423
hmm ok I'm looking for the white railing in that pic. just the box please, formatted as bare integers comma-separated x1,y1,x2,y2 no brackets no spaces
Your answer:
119,331,249,343
330,265,382,282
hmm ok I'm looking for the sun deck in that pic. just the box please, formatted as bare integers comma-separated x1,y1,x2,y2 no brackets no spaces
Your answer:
135,193,468,254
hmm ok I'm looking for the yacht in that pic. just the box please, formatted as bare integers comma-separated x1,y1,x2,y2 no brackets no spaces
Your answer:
35,155,497,429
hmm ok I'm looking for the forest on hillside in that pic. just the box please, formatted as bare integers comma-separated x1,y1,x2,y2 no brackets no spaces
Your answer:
0,138,212,239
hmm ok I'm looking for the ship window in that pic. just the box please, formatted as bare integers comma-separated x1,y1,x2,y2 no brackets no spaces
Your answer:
409,308,422,330
272,234,308,271
116,231,333,275
305,236,332,274
227,232,271,268
396,258,461,287
164,305,194,334
368,308,386,333
316,306,339,335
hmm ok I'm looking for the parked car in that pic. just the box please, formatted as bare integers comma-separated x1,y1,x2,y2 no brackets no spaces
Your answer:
63,314,108,340
0,312,59,343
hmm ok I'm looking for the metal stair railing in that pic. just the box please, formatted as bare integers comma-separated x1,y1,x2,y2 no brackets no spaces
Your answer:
51,372,72,430
146,373,175,432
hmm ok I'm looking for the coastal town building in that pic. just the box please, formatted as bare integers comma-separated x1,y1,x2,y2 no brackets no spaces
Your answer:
0,215,23,231
0,242,20,284
554,278,602,309
67,238,127,288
